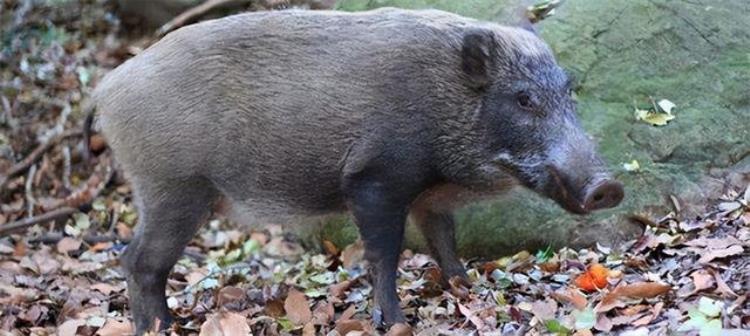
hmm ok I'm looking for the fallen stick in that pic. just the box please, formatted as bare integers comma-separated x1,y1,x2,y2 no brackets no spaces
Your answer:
0,207,77,236
28,231,131,245
0,129,83,191
157,0,250,37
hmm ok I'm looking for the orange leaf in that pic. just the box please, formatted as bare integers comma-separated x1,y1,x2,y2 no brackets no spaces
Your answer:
574,264,611,292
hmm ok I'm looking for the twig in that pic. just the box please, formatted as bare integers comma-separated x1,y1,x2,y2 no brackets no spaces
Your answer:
25,164,37,218
27,231,130,245
62,146,72,190
0,129,83,191
157,0,250,37
0,207,77,236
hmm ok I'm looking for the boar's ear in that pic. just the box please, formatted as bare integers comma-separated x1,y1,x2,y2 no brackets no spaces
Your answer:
461,28,496,90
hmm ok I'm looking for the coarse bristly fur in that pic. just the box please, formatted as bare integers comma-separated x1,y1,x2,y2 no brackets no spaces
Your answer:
90,8,623,334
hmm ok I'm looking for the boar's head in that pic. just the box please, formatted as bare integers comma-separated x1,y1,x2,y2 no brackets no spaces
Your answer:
452,26,623,214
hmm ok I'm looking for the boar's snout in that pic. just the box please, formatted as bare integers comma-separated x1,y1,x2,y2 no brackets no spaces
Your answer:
546,166,624,215
583,179,624,212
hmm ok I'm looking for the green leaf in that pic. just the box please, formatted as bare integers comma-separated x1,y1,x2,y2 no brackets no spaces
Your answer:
698,297,722,318
92,198,107,211
277,317,296,332
545,319,570,335
222,248,242,264
535,245,554,263
700,319,722,336
73,213,90,230
242,239,261,255
573,308,596,330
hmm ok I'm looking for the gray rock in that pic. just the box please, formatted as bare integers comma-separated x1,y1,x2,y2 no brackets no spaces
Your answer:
319,0,750,257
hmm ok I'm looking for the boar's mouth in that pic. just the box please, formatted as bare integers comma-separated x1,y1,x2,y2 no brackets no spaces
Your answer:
543,165,624,215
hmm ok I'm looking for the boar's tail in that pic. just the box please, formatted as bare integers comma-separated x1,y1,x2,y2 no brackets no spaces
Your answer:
82,101,96,162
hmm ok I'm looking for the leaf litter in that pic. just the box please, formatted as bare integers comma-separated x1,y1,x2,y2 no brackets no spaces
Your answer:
1,1,749,335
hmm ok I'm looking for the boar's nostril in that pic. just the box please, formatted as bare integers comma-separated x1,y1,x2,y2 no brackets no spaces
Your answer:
583,180,624,211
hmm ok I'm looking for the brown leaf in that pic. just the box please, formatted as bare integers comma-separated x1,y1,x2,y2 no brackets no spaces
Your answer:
551,287,588,310
95,319,133,336
91,283,120,295
199,312,250,336
329,280,353,299
56,237,82,254
457,303,485,330
709,268,738,298
685,237,742,249
596,282,671,312
264,299,285,318
448,276,470,300
335,319,364,335
322,240,339,256
339,304,356,322
57,319,85,336
385,323,413,336
311,301,334,325
631,302,663,326
698,245,744,263
302,322,316,336
679,270,714,297
284,288,312,326
217,286,246,306
341,240,365,269
594,314,613,332
530,298,557,321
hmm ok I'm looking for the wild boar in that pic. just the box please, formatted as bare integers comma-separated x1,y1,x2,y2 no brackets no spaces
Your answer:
87,8,624,333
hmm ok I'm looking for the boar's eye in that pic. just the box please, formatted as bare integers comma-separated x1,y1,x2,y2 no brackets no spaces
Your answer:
516,92,533,110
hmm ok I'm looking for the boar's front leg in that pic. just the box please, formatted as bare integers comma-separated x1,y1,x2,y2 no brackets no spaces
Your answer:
343,177,412,326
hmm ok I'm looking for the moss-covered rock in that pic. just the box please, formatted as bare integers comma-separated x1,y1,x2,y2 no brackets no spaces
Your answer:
310,0,750,257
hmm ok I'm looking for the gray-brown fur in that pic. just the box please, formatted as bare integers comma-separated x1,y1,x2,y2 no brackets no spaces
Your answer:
91,8,623,333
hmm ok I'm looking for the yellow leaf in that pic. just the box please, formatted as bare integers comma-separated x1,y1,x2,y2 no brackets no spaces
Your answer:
623,160,640,172
635,108,675,126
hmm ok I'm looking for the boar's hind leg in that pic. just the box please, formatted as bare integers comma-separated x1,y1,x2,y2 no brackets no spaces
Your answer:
121,177,218,335
412,210,467,287
344,178,410,326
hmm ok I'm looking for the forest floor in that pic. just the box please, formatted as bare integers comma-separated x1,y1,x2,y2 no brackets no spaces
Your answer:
1,1,749,335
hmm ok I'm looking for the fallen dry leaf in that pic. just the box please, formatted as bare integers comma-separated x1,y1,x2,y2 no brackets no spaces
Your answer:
596,282,671,312
335,319,364,335
698,245,744,263
95,318,133,336
340,240,365,269
284,288,312,326
551,287,588,310
302,322,316,336
199,312,250,336
311,301,334,325
386,323,413,336
57,319,85,336
90,283,119,295
56,237,81,254
631,302,663,326
217,286,246,306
